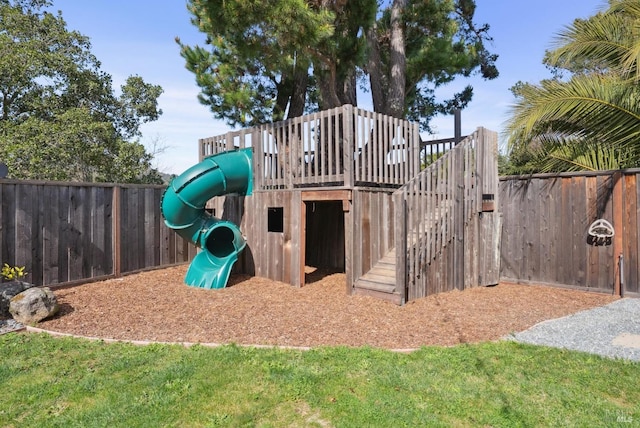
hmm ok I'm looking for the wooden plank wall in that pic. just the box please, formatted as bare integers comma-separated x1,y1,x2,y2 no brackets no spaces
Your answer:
498,170,640,295
350,189,396,280
209,191,303,285
213,191,350,287
118,186,197,273
0,180,195,287
0,181,115,285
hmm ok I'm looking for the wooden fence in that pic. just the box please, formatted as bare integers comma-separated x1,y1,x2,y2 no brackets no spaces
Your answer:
7,137,640,299
199,104,422,190
0,180,196,287
499,170,640,297
393,127,501,301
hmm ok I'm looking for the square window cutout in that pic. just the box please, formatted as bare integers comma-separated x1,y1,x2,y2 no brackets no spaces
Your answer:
268,207,284,233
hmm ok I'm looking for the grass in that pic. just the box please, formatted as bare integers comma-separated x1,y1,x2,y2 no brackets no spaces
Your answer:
1,333,639,427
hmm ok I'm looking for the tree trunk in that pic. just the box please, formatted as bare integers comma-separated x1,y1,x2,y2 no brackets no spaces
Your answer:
316,63,342,110
287,65,308,119
387,0,407,118
273,73,292,122
340,69,357,106
366,24,386,114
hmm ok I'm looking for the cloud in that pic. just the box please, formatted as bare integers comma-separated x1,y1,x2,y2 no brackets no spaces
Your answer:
140,85,229,174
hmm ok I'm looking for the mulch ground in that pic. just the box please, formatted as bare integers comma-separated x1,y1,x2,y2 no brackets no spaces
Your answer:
27,265,619,350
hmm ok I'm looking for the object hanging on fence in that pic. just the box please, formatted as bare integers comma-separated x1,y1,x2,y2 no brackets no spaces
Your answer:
587,219,614,246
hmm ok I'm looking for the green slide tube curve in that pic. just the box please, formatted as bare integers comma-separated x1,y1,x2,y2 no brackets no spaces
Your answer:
160,148,253,289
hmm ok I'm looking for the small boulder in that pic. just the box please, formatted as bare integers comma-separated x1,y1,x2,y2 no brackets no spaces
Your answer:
9,287,58,324
0,281,34,318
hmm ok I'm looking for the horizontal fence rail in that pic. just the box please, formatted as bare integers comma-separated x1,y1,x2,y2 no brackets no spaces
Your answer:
200,105,422,191
420,136,466,168
0,180,196,287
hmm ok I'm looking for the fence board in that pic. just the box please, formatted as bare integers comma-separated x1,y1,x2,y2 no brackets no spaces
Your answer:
573,177,589,287
499,169,640,295
625,175,639,294
0,180,195,287
43,185,58,284
32,185,44,284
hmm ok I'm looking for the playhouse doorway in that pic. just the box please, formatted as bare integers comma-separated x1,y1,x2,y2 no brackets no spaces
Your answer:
303,200,345,283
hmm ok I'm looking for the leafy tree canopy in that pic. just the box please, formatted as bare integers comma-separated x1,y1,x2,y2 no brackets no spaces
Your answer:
178,0,497,131
503,0,640,174
0,0,164,183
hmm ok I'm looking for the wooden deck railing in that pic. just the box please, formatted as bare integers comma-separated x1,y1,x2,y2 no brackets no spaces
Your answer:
419,136,466,167
393,128,499,301
200,105,422,190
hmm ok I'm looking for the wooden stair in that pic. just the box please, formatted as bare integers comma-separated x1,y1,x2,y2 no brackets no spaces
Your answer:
352,204,450,305
353,198,454,305
353,248,403,305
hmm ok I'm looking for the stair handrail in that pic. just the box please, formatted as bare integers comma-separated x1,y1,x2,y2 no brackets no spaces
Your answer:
393,128,491,301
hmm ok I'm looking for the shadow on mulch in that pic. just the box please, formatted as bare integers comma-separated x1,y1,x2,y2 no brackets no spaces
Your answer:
46,302,75,320
305,267,343,284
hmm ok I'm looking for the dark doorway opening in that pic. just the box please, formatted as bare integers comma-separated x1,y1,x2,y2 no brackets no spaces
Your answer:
304,200,345,283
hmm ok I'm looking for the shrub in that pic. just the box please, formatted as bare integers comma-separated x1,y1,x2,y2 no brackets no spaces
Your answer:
1,264,27,281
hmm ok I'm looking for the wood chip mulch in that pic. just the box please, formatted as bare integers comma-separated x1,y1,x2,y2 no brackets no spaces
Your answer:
35,265,618,350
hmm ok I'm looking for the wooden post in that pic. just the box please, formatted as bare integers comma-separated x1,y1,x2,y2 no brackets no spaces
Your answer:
473,128,501,287
300,199,307,287
252,128,262,191
342,104,354,188
453,146,465,289
198,138,204,162
112,185,121,277
343,198,353,296
225,131,234,151
454,109,461,145
394,191,407,304
612,171,623,296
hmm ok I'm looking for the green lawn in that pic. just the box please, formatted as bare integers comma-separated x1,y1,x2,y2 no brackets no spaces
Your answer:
1,333,638,427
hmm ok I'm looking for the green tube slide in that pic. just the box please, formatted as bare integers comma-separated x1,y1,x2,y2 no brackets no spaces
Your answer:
161,148,253,289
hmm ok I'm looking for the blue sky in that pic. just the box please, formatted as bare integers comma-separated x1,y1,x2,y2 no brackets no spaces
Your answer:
50,0,606,175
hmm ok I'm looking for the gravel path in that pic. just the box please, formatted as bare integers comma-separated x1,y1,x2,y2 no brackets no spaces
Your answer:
507,298,640,361
0,319,25,335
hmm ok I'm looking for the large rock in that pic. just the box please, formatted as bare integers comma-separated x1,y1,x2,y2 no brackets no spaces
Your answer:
9,287,58,324
0,281,34,317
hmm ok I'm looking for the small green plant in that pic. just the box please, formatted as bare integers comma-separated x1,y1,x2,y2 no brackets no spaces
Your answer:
1,263,27,281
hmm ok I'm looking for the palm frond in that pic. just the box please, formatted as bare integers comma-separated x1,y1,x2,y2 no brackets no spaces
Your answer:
538,140,628,172
503,0,640,173
507,137,637,174
505,74,640,153
547,12,631,74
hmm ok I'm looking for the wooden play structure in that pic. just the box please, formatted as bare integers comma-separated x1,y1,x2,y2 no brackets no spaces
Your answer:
200,105,500,304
